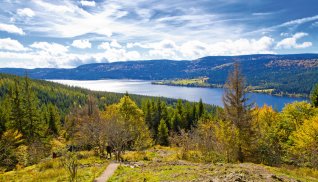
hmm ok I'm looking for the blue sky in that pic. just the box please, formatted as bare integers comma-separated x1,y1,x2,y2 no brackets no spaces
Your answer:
0,0,317,68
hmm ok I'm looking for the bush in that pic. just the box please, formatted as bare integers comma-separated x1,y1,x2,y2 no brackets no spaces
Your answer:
60,152,79,182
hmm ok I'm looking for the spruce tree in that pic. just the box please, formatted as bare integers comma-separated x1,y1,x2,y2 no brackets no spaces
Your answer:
47,104,60,136
0,97,11,136
10,79,26,135
222,62,252,163
172,111,182,132
197,98,204,119
157,119,169,146
191,103,197,124
22,75,42,140
310,83,318,107
144,100,152,129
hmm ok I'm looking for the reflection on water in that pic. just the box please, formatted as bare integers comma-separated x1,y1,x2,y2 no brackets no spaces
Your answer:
50,79,307,111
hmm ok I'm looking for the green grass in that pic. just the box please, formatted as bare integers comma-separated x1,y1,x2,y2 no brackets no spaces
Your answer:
109,163,200,182
0,151,109,182
109,147,318,182
266,165,318,182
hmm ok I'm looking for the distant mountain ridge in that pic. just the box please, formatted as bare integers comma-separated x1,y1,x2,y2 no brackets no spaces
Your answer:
1,54,318,96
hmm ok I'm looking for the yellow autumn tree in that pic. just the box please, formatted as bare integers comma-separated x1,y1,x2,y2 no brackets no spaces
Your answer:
289,116,318,168
251,105,282,165
102,96,153,150
213,120,239,163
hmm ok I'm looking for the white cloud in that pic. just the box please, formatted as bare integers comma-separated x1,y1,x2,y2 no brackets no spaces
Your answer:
30,42,68,55
312,22,318,27
279,15,318,27
180,37,275,59
0,38,27,51
276,32,312,49
129,36,275,60
0,36,281,68
17,8,35,17
110,40,122,48
71,39,91,49
98,42,111,50
126,51,141,60
0,23,25,35
80,0,96,7
33,0,75,14
99,40,122,50
280,32,289,37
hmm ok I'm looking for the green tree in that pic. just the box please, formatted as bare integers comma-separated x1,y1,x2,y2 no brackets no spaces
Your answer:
222,62,252,162
47,103,60,136
191,103,197,124
0,130,24,170
9,80,26,136
116,96,153,150
22,76,42,140
310,83,318,107
0,97,11,136
144,99,152,129
172,111,182,132
197,98,204,119
157,119,169,146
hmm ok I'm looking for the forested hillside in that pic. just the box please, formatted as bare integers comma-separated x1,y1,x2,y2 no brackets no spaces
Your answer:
0,73,216,172
0,67,318,181
1,54,317,96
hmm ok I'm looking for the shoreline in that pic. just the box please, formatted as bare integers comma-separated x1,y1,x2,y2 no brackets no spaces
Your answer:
151,81,309,99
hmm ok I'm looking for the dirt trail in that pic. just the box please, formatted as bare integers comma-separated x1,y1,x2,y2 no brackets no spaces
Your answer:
94,163,120,182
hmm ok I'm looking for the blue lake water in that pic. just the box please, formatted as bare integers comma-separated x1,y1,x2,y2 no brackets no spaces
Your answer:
50,79,307,111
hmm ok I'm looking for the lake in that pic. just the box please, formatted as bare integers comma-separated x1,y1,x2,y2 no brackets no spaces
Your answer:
50,79,307,111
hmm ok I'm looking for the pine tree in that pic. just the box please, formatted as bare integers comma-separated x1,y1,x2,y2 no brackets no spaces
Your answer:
9,79,26,136
47,103,60,136
144,100,152,129
222,62,252,162
310,83,318,107
184,102,192,130
172,111,182,132
22,75,42,140
191,103,197,124
198,98,204,119
157,119,169,146
153,99,162,136
176,99,183,116
0,97,11,136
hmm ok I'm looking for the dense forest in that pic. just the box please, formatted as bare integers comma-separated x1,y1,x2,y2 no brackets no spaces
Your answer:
0,54,317,96
0,64,318,180
0,73,216,171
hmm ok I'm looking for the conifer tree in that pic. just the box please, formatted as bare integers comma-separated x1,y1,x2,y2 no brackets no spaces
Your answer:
192,103,197,124
172,111,182,132
10,79,25,136
22,75,42,140
310,83,318,107
157,119,169,146
144,100,152,129
47,103,60,136
223,62,252,162
153,99,162,136
0,97,11,136
198,98,204,119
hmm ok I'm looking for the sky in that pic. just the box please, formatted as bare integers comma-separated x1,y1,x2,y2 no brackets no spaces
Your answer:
0,0,317,68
